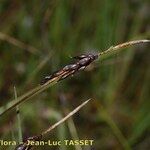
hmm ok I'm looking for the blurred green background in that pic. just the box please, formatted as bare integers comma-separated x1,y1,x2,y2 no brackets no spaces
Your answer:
0,0,149,150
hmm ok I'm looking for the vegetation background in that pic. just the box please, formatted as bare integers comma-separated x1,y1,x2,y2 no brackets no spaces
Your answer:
0,0,149,150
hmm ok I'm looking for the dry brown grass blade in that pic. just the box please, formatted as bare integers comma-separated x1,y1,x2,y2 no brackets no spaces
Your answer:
0,32,39,55
15,99,90,150
42,99,90,136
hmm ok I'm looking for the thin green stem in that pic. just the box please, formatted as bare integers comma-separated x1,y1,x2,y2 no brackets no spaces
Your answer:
14,86,23,143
